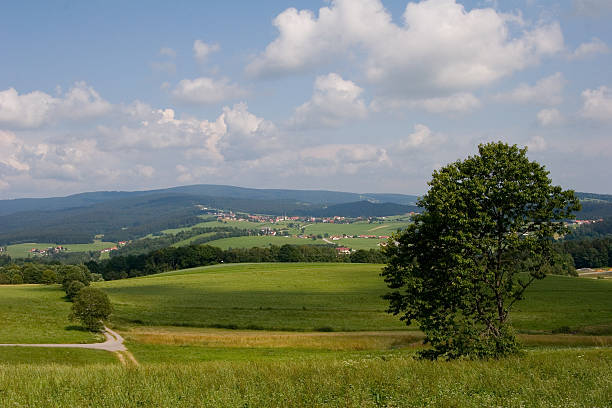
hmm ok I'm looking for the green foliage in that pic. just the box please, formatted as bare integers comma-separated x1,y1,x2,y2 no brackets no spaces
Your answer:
382,142,581,360
65,280,85,300
61,265,91,291
70,287,113,331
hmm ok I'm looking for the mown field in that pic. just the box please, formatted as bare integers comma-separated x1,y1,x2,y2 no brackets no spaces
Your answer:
203,236,329,250
5,241,117,259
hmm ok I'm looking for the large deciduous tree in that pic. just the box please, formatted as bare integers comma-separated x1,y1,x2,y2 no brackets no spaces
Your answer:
382,142,581,359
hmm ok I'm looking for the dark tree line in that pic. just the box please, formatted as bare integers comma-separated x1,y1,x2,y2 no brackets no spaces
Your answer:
86,245,387,281
557,237,612,269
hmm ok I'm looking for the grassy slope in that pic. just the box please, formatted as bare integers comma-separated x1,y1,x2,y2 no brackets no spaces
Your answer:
97,263,612,334
98,263,402,331
0,347,117,365
0,285,101,343
0,348,610,407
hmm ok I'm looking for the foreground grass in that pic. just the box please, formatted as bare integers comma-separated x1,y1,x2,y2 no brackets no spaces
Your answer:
0,348,610,407
0,285,100,343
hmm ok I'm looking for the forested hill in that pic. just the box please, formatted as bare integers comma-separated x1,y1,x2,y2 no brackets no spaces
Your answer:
0,184,419,217
0,192,418,246
0,185,608,246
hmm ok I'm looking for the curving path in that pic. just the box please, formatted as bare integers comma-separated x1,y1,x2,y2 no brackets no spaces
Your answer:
0,326,126,351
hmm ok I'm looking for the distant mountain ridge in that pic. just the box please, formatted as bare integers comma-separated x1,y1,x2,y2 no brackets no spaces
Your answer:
0,186,609,246
0,184,420,217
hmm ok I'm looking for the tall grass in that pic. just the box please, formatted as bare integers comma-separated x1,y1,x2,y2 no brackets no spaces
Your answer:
0,348,610,407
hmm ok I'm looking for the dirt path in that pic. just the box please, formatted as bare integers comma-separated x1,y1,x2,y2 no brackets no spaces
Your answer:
0,326,126,351
0,327,139,366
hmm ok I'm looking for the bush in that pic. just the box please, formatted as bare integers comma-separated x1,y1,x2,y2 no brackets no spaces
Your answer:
70,287,113,332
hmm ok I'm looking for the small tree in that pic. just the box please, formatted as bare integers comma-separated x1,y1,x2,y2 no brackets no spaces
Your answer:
382,142,580,359
70,287,113,332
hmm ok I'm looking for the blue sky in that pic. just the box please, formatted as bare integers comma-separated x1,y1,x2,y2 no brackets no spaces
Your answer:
0,0,611,198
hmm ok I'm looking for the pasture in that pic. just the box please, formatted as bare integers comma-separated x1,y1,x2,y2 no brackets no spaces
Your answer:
202,236,329,250
5,241,117,259
96,263,612,334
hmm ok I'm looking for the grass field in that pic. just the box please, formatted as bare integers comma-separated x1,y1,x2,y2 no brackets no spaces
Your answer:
95,263,612,334
0,285,101,344
5,241,117,259
0,348,610,407
204,236,329,250
1,262,611,406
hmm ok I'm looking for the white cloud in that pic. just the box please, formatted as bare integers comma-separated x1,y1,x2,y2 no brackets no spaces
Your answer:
568,38,609,60
397,124,446,150
373,93,480,114
55,82,113,119
0,130,28,172
291,73,367,128
172,77,246,105
134,165,155,178
537,108,564,126
247,0,564,97
159,47,177,58
526,135,547,152
0,82,112,128
0,88,56,128
494,73,565,105
193,40,220,64
581,86,612,121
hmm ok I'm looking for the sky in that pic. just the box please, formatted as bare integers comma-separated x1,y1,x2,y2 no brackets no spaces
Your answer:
0,0,611,199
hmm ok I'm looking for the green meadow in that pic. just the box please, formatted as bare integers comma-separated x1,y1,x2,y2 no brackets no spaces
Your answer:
203,236,329,250
5,241,117,259
95,263,612,334
0,285,101,344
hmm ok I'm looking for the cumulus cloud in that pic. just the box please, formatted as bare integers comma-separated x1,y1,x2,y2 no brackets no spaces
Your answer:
494,73,565,105
373,93,480,114
159,47,177,58
247,0,564,97
537,108,564,126
397,124,446,150
193,40,220,64
0,130,28,172
568,38,609,60
0,82,112,128
172,77,247,104
581,86,612,121
290,73,367,128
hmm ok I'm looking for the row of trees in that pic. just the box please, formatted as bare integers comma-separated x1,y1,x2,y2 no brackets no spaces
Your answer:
557,237,612,268
87,244,387,281
0,263,102,285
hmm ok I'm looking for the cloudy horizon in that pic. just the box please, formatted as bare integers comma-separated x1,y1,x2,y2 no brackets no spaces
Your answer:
1,0,611,199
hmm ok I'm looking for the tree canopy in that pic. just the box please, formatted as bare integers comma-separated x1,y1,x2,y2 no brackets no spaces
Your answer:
382,142,581,359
